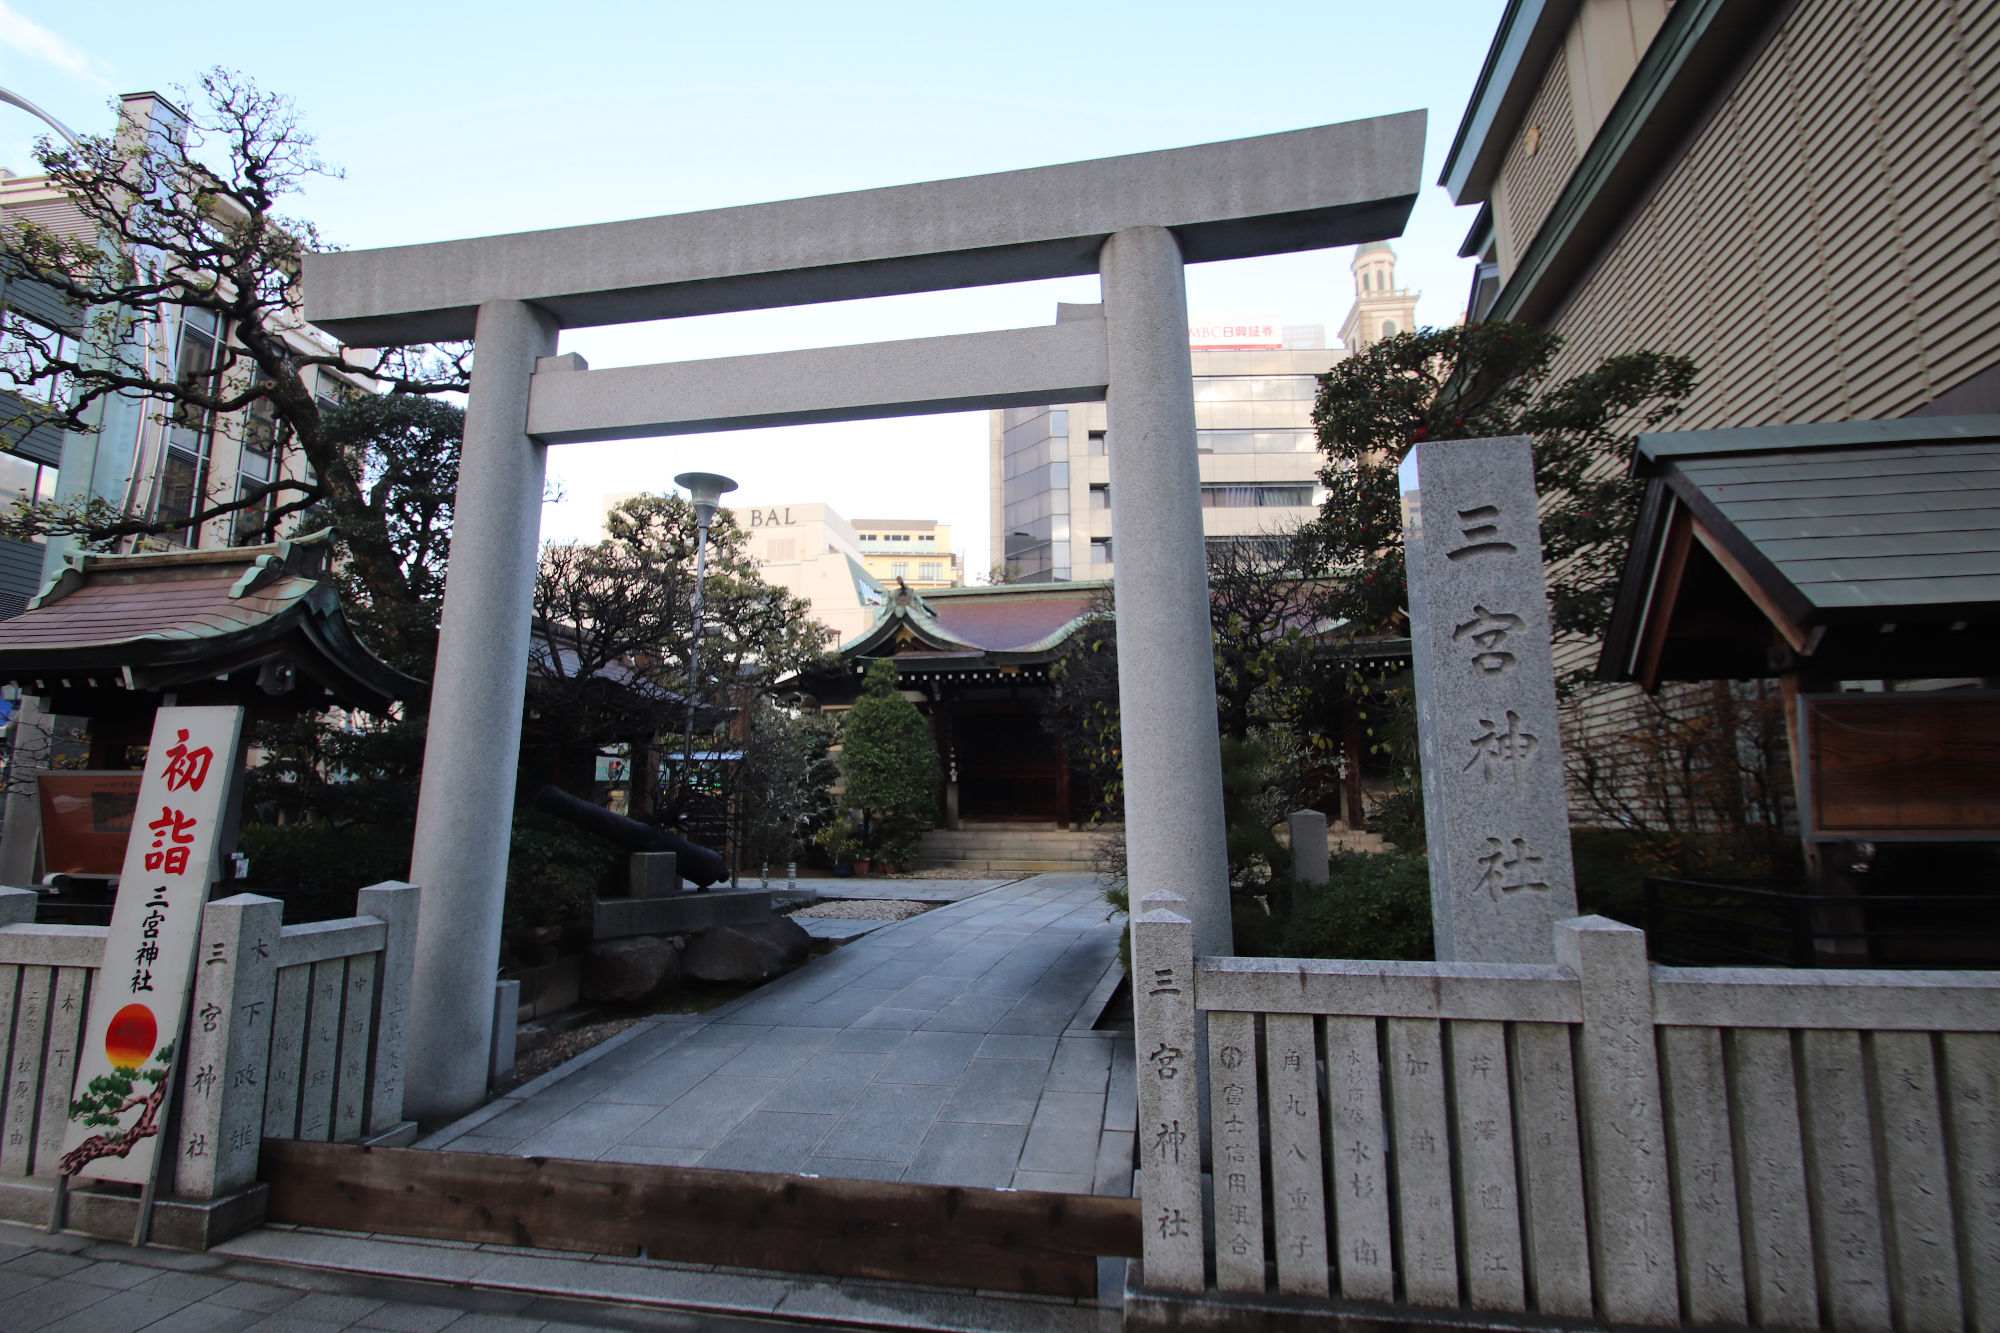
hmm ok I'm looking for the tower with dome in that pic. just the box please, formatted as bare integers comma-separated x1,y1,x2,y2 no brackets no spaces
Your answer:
1340,240,1420,352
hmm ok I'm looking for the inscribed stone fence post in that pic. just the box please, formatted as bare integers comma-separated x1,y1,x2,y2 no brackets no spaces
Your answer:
1132,891,1204,1291
356,882,419,1135
175,894,282,1199
1400,436,1577,963
1555,916,1678,1325
0,886,32,928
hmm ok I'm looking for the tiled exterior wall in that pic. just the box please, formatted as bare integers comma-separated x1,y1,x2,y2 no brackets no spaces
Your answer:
1495,43,1583,274
1544,0,2000,428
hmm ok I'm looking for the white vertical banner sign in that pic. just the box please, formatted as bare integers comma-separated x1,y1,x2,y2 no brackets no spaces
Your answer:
59,706,245,1183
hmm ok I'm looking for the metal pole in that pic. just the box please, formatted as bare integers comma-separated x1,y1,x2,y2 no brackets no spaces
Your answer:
679,517,711,853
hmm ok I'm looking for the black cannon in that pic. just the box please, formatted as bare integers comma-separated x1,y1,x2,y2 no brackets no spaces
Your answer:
531,784,727,888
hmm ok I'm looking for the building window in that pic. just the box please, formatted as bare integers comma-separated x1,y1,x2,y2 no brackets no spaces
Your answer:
891,562,909,579
1088,430,1108,456
152,307,230,544
0,313,77,407
1089,483,1110,510
1193,375,1318,403
0,451,58,524
1091,538,1112,564
1196,430,1316,454
1200,484,1313,508
919,562,941,581
1382,321,1397,338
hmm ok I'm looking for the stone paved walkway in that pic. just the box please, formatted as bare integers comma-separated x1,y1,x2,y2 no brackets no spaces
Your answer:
424,875,1135,1194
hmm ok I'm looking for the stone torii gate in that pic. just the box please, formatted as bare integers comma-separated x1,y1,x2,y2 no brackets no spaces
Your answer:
304,113,1426,1119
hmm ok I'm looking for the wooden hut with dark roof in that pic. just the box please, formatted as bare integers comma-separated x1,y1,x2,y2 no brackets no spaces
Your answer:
1601,414,2000,692
1598,414,2000,965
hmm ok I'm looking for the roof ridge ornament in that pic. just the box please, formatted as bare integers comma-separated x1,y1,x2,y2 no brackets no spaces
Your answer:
24,549,89,611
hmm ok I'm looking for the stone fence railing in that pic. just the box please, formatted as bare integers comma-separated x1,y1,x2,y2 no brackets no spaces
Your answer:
1130,891,2000,1332
0,882,417,1208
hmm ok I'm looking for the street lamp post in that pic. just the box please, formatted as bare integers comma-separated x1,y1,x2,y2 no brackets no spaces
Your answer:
673,471,736,869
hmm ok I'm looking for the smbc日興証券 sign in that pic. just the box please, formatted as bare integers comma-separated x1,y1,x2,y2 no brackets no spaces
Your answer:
59,706,244,1182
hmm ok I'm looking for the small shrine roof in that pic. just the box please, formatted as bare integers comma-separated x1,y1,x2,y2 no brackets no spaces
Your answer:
0,531,421,714
1601,413,2000,686
837,579,1106,664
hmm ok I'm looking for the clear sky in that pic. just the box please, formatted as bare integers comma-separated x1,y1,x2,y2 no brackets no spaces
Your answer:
2,0,1504,569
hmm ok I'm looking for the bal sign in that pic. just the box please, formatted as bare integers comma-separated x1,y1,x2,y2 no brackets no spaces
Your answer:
105,1003,159,1069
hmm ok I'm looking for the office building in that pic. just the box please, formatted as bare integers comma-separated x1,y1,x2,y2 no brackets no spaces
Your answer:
722,501,887,645
851,518,963,589
990,251,1414,580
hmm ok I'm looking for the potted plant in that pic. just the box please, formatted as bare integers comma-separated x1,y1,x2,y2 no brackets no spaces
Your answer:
813,818,862,877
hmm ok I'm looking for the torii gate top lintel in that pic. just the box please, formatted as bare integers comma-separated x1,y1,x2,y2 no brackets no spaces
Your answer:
303,110,1426,346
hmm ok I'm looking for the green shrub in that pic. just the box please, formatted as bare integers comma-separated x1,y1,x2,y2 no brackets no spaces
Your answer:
238,808,619,936
1282,849,1435,961
839,661,942,856
503,811,622,934
1571,828,1659,926
237,821,414,898
1231,888,1287,957
1102,880,1131,974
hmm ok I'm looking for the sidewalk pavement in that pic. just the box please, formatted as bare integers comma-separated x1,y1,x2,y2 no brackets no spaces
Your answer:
0,1218,773,1332
426,875,1135,1195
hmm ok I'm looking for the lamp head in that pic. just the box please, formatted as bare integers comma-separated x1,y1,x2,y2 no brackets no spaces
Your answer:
674,471,737,529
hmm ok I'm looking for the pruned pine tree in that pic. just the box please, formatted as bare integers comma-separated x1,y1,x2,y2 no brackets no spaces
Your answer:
0,69,465,642
1307,320,1697,645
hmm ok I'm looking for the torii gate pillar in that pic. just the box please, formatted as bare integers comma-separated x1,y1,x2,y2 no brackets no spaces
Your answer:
404,300,556,1120
1101,227,1231,958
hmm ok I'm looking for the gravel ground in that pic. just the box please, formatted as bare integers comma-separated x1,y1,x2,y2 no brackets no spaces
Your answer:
789,898,933,921
497,1015,642,1093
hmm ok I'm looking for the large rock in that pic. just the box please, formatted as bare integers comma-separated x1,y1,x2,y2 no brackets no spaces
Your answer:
683,918,812,984
583,935,682,1003
741,917,812,964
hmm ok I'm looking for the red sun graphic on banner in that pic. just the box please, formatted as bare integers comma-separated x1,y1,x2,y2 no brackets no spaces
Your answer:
105,1003,159,1069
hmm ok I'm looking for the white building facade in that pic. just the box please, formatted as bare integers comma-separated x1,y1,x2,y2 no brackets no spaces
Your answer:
989,248,1418,580
0,92,360,620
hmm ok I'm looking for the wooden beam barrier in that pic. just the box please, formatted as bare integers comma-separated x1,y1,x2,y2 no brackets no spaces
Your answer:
261,1140,1142,1298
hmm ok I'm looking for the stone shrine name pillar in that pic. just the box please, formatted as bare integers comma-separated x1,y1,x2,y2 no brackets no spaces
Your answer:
1401,436,1577,964
1101,226,1231,957
405,299,558,1119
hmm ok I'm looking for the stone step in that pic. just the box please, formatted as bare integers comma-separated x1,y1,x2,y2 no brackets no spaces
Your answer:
916,838,1104,853
913,847,1100,856
912,858,1099,873
918,832,1097,841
